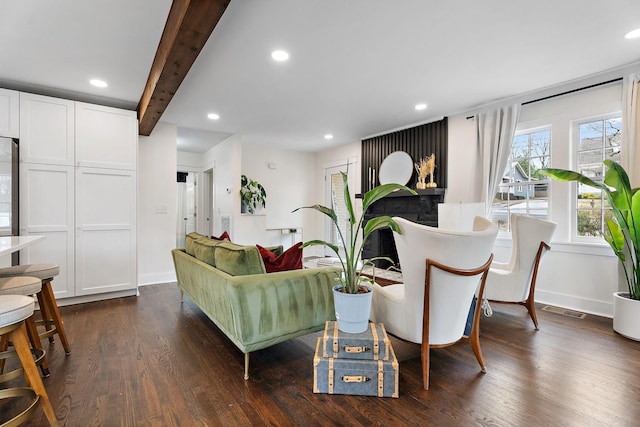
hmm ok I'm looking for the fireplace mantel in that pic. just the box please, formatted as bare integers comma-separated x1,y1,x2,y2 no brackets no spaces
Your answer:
360,187,446,268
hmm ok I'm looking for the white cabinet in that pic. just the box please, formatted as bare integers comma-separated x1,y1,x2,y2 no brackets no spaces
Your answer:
0,88,20,138
75,102,137,169
19,93,74,165
75,168,136,295
20,163,75,299
19,93,137,300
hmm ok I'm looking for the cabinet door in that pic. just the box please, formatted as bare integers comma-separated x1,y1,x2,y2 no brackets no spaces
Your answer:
0,88,19,138
19,93,75,165
75,102,137,170
75,167,136,296
19,164,75,299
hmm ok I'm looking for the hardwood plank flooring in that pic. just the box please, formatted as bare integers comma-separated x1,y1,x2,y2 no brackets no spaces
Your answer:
3,283,640,426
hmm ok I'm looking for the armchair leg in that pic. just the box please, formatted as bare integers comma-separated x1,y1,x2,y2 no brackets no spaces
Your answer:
244,353,249,380
523,297,539,330
468,332,486,373
420,343,430,390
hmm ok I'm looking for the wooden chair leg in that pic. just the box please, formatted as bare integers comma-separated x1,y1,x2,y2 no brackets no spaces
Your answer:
523,296,539,330
26,315,50,377
41,280,71,355
421,342,430,390
11,322,59,426
36,290,55,343
0,333,8,374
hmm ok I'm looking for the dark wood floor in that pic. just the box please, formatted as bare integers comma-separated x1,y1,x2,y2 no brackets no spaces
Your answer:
4,282,640,426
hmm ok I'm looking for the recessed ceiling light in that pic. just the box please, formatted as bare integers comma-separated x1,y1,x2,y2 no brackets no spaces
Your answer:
90,79,108,88
625,28,640,39
207,113,220,120
415,103,427,111
324,134,333,140
271,50,289,62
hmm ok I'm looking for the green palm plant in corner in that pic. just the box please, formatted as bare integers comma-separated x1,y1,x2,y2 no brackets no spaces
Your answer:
293,172,416,294
541,160,640,299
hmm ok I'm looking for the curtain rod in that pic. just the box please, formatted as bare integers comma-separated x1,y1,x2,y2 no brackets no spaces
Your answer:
466,76,623,119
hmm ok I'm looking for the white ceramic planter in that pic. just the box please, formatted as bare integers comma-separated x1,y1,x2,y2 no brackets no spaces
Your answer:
613,292,640,341
333,284,373,334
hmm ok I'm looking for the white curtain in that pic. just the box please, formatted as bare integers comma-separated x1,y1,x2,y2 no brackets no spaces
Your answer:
476,104,521,216
622,73,640,187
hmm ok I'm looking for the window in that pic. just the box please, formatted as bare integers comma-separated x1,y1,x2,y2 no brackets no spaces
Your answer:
575,116,621,237
491,129,550,232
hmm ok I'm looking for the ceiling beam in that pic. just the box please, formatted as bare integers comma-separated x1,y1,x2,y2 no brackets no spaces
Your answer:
137,0,231,136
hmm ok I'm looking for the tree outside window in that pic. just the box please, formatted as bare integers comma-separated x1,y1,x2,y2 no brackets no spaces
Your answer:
576,117,621,237
491,129,550,232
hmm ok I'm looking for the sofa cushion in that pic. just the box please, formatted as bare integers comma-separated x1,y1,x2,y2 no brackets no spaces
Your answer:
192,238,227,267
214,242,267,276
257,242,303,273
185,231,208,256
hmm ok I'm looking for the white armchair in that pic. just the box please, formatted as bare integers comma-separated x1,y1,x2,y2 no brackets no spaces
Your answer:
370,216,498,389
483,214,557,329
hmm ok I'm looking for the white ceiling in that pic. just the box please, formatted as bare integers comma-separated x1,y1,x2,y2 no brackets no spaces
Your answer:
2,1,640,153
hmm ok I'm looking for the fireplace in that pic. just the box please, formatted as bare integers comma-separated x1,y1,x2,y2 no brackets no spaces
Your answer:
360,188,445,268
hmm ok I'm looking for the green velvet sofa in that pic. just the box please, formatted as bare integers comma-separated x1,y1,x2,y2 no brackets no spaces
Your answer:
171,232,340,379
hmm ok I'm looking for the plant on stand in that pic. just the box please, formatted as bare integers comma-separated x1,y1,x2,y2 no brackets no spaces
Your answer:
293,172,415,333
541,160,640,339
240,174,267,214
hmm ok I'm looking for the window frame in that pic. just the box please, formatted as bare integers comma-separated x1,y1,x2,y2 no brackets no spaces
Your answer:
491,125,551,234
570,111,622,243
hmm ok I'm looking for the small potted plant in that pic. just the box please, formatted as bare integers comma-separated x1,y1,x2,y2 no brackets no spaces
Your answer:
240,174,266,214
541,160,640,340
294,172,415,333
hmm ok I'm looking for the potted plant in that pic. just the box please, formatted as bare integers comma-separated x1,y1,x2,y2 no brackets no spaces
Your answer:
540,160,640,339
293,172,416,333
240,174,267,214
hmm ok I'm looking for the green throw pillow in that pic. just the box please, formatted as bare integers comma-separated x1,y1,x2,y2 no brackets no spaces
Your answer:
214,242,267,276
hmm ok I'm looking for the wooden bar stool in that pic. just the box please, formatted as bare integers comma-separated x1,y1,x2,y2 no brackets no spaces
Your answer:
0,294,58,426
0,276,50,378
0,265,70,355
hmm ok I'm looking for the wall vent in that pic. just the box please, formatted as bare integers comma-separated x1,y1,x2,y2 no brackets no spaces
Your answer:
542,305,587,319
220,215,231,236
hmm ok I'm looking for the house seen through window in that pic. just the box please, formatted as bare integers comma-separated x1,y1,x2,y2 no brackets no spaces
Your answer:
575,116,621,237
491,129,551,232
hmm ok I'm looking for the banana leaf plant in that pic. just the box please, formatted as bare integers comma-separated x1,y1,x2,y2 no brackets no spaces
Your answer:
293,172,416,294
540,160,640,299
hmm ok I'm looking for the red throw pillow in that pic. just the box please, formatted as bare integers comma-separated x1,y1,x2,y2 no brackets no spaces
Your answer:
257,242,303,273
211,231,231,241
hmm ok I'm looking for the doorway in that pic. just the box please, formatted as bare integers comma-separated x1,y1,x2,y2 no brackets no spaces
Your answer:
176,171,196,248
324,163,356,257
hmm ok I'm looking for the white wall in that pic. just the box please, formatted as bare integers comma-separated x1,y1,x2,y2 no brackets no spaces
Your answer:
138,122,178,285
238,141,317,247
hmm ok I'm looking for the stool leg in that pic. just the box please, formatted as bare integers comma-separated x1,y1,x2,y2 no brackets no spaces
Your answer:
26,315,50,377
36,290,55,343
11,322,59,426
41,279,70,355
0,333,8,374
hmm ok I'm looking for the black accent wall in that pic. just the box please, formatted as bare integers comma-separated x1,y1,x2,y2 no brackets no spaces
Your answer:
360,117,448,193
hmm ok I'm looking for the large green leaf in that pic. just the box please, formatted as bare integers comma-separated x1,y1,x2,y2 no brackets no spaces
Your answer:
363,215,402,236
340,172,356,226
292,204,337,223
539,168,608,192
362,183,416,212
300,239,340,255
